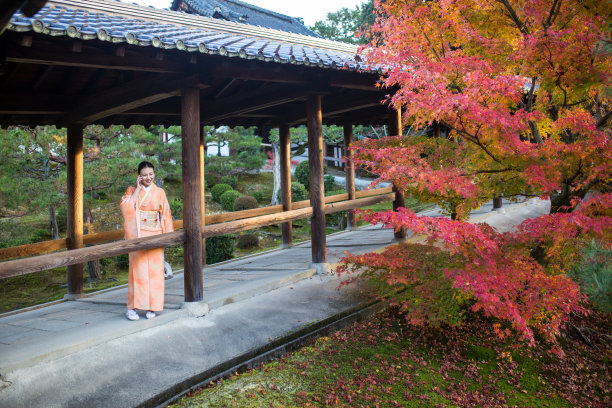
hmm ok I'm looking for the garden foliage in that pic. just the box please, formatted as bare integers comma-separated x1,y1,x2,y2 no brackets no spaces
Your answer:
210,183,233,203
341,0,612,354
233,195,259,211
219,190,241,211
205,234,235,264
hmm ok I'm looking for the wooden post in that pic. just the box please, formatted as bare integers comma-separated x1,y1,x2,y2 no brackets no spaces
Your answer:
343,124,356,230
388,108,407,240
200,126,206,264
493,196,503,210
66,124,84,297
182,86,203,303
307,94,327,268
279,123,293,248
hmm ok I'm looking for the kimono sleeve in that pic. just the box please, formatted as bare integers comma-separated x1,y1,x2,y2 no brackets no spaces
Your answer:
160,190,174,234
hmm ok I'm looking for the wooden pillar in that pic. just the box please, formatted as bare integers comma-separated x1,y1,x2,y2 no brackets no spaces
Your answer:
200,126,206,264
279,123,293,248
343,124,356,230
493,196,503,210
307,94,326,267
182,86,203,302
389,108,407,240
66,124,84,296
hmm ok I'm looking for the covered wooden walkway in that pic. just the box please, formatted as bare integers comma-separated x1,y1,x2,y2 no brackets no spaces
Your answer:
0,0,406,308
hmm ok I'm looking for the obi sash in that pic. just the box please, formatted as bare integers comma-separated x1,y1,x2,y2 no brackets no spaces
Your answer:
139,210,160,230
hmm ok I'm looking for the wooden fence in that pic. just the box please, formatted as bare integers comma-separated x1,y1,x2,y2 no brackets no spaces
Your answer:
0,187,394,279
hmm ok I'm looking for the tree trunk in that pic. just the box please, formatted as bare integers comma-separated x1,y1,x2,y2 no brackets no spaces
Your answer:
271,142,281,205
83,211,104,281
49,205,59,240
550,184,587,213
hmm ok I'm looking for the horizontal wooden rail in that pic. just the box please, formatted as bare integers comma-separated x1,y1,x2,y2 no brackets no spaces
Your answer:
0,232,186,280
325,193,394,214
0,186,393,261
0,207,314,280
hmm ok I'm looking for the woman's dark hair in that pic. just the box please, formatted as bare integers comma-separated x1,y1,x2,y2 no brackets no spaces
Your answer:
138,161,155,174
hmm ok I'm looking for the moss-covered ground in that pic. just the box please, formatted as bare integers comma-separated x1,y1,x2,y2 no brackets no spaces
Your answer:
170,309,611,408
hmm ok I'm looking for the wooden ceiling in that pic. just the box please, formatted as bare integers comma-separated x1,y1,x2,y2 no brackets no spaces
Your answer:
0,30,393,129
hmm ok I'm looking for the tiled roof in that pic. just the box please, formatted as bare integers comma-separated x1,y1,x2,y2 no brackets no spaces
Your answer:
8,0,372,71
173,0,318,37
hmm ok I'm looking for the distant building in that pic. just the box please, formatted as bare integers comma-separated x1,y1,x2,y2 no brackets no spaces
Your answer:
171,0,319,37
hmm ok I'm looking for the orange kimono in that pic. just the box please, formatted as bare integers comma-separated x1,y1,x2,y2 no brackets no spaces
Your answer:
120,184,173,312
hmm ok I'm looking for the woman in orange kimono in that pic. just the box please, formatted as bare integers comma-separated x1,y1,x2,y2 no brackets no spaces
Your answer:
120,161,173,321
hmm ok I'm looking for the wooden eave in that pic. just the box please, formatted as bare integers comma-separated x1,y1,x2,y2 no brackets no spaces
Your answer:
1,19,391,129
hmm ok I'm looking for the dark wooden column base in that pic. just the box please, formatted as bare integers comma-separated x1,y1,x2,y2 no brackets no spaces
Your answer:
307,94,326,264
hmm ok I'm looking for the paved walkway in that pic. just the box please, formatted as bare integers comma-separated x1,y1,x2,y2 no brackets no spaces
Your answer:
0,198,550,408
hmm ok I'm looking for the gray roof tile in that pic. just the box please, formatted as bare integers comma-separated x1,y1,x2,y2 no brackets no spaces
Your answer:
8,0,371,73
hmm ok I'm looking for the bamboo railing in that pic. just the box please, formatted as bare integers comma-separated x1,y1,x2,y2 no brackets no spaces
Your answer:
0,187,393,279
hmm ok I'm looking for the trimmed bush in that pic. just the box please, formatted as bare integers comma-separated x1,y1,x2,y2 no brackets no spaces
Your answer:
295,160,328,191
295,160,310,190
252,191,265,203
206,234,236,264
211,183,233,203
236,234,260,249
205,173,221,189
220,190,241,211
233,195,258,211
220,175,238,188
324,175,338,192
276,182,308,203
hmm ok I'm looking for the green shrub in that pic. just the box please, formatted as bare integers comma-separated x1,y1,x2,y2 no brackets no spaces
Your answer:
56,206,67,234
220,175,238,188
295,160,310,190
206,234,236,264
252,191,265,203
236,233,260,249
570,240,612,313
324,175,338,192
339,243,468,327
295,160,328,191
205,173,221,189
220,190,241,211
114,253,130,268
233,196,259,211
211,183,233,203
275,182,309,203
169,198,183,219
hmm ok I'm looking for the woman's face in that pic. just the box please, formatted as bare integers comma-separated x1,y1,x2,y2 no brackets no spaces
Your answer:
139,167,155,187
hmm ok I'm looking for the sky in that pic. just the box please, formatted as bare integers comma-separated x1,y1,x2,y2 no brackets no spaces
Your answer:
127,0,367,26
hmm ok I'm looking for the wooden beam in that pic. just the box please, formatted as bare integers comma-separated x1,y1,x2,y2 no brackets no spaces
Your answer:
201,207,312,239
66,124,84,295
0,232,185,279
64,74,205,124
4,39,187,73
325,193,394,214
0,93,72,115
201,84,308,124
0,188,393,262
182,86,203,303
307,94,326,264
289,93,384,125
344,124,357,229
279,123,293,248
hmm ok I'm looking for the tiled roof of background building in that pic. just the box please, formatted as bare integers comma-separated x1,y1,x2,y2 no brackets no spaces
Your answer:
172,0,318,37
8,0,372,71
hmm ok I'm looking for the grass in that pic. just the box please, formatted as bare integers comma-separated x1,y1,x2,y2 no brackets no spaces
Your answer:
169,308,610,408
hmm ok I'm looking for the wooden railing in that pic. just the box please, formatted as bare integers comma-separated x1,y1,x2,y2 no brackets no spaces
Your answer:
0,187,394,279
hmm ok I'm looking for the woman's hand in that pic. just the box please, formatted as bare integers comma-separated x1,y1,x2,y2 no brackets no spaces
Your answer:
136,175,142,188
